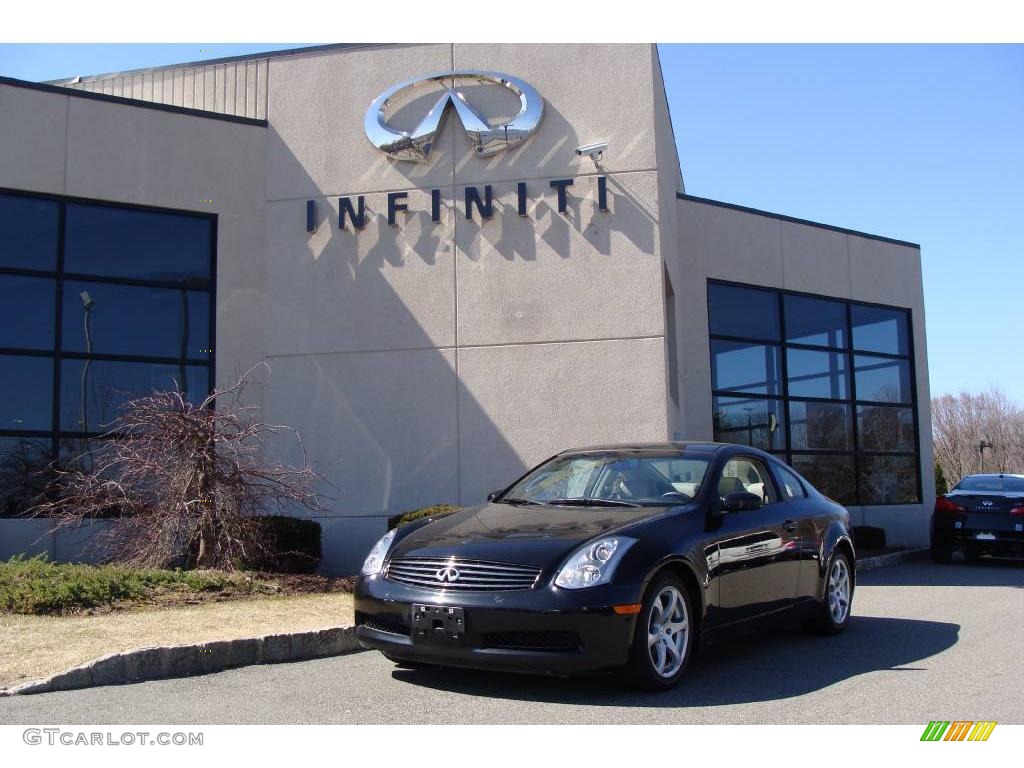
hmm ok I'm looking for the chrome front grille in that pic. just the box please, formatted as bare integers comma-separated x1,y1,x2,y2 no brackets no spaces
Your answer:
384,557,542,591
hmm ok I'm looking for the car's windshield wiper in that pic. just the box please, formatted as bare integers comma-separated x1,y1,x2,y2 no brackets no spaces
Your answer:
543,498,643,508
496,497,545,506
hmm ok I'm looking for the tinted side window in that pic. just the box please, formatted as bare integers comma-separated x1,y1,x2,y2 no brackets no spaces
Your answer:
719,457,778,505
774,463,808,499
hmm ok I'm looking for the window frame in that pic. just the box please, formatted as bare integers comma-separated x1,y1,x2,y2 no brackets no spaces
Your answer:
707,278,921,507
0,186,217,469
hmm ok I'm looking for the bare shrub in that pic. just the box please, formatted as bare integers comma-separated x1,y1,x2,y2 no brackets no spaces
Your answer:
30,368,321,570
932,386,1024,486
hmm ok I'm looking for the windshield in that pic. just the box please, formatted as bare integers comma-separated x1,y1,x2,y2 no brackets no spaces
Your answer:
499,452,711,507
955,475,1024,493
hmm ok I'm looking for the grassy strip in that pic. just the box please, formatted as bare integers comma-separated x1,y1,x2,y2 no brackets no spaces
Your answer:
0,556,271,615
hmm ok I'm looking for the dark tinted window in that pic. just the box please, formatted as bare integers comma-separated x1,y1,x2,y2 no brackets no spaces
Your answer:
784,294,846,349
712,396,786,451
0,436,53,515
786,348,849,400
708,283,780,341
64,203,213,284
791,454,856,504
61,360,209,432
711,340,782,395
857,405,915,452
859,455,917,503
789,400,853,451
854,355,912,404
774,463,807,499
0,275,55,349
0,194,59,271
0,355,53,431
851,305,910,355
62,281,210,359
955,475,1024,493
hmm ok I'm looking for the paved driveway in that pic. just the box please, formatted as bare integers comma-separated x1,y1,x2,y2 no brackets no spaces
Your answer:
1,559,1021,725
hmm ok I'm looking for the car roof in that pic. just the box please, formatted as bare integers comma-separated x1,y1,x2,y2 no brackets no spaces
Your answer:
556,441,745,457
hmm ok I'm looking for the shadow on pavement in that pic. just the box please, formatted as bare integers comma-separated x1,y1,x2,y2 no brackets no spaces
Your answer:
860,558,1024,588
390,614,959,707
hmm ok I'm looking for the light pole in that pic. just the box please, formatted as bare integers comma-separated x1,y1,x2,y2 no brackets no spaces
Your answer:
979,439,993,473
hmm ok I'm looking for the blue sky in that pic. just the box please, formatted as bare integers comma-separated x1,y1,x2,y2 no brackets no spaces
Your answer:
1,44,1021,402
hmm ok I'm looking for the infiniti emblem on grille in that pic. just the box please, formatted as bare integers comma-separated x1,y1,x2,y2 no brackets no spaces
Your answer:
435,566,461,583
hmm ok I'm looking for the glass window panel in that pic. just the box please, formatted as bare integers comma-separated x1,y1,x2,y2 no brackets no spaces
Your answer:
711,340,782,395
789,400,853,451
784,294,847,349
708,283,780,341
851,305,910,356
0,275,56,350
774,463,808,499
60,360,209,432
786,348,849,400
712,396,786,451
64,203,212,284
859,455,919,504
0,355,53,431
0,194,59,271
854,355,912,404
62,281,210,359
790,454,856,504
857,405,915,452
0,436,53,517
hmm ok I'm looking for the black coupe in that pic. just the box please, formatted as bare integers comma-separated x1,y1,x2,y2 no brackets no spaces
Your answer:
355,442,855,690
931,473,1024,562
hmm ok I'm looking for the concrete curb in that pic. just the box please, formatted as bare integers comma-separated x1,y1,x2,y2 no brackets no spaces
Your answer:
0,625,361,697
856,547,929,573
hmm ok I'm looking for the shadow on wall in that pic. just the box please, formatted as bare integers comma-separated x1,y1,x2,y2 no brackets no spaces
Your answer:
257,95,659,575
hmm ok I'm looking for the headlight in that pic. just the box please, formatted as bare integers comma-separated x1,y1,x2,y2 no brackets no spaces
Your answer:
361,528,397,576
554,536,636,589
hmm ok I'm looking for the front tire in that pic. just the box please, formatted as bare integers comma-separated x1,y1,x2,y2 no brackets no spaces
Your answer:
804,550,854,635
624,574,695,691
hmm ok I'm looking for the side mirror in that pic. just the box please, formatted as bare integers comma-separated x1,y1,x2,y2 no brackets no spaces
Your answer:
722,491,762,512
486,490,504,502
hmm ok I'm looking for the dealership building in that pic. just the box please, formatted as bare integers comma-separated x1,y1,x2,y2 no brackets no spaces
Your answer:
0,43,933,573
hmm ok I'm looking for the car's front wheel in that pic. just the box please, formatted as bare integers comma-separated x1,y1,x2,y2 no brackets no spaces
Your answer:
804,550,854,635
624,573,694,691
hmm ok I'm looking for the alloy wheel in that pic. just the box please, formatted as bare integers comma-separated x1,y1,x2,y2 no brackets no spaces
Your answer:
647,584,689,678
828,556,851,624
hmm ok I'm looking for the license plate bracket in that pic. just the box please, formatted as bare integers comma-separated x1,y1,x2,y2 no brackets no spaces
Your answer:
411,604,466,644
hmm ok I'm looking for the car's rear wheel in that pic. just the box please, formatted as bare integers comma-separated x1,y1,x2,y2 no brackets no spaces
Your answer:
804,550,853,635
624,573,694,691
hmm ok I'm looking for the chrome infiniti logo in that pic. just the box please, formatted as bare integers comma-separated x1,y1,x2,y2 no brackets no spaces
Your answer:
364,70,544,162
982,500,994,507
435,566,461,583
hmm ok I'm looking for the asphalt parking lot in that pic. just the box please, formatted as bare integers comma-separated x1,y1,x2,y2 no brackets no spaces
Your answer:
1,558,1021,725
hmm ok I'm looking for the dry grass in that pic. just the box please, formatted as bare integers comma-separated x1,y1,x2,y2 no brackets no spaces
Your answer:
0,592,354,689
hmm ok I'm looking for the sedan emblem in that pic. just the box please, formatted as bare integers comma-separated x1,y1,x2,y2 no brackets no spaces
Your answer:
364,70,544,162
435,566,461,583
982,500,994,507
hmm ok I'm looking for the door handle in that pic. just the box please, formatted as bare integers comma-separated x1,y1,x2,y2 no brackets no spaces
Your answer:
783,520,798,532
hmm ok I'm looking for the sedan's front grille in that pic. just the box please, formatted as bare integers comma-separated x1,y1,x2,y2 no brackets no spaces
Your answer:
481,630,581,651
384,557,542,591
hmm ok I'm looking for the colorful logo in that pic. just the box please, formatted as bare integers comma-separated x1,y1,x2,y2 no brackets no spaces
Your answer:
920,721,997,741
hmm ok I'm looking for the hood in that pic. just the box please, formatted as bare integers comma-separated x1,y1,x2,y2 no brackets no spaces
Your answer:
389,502,673,569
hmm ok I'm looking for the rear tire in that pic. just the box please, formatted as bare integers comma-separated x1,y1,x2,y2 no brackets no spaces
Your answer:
930,542,953,564
803,550,853,635
624,573,695,691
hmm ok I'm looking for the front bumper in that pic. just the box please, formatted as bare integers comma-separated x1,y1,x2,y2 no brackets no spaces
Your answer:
354,574,644,675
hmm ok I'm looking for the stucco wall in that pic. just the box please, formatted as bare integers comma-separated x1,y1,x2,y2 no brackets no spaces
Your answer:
260,43,672,573
674,196,934,546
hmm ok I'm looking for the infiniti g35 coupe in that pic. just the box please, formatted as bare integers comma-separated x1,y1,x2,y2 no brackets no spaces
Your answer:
931,473,1024,563
355,442,855,690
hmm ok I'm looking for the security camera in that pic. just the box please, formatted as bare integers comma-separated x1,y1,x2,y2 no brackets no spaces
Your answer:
575,141,607,162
